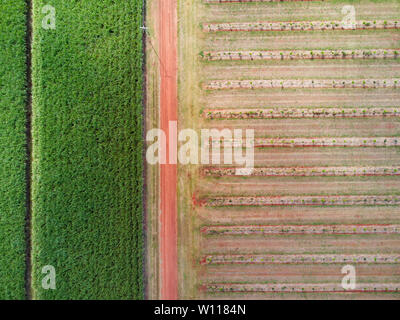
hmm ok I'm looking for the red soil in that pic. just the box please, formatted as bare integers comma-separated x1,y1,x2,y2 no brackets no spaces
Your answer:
159,0,178,300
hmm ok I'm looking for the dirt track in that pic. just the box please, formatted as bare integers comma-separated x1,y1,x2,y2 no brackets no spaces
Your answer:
159,0,178,300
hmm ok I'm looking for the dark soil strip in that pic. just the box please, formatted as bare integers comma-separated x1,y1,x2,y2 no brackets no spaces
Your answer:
142,0,149,300
24,0,33,300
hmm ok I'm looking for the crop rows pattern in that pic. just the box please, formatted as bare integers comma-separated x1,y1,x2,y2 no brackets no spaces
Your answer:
204,20,399,32
192,0,400,299
205,79,400,89
31,0,144,299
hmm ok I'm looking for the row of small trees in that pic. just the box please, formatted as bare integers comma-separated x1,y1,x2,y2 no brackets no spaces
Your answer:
251,137,398,147
208,137,398,147
206,195,400,206
201,49,400,61
202,166,400,177
204,20,399,32
203,254,400,265
202,224,400,235
205,79,399,89
203,108,400,119
204,0,320,3
207,283,399,293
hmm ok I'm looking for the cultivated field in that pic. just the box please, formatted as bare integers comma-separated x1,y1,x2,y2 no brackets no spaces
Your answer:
176,0,400,299
0,0,28,300
31,0,144,299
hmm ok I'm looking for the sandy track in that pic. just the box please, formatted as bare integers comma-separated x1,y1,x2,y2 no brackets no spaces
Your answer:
203,63,400,80
202,224,400,236
198,178,400,197
201,264,400,283
207,148,400,167
187,0,400,299
201,237,400,254
202,292,400,300
197,206,400,225
203,118,400,137
203,32,400,51
205,12,400,23
203,90,400,108
159,0,178,300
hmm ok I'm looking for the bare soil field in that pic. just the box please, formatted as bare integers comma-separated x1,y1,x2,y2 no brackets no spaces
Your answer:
197,206,400,225
206,148,400,167
201,264,400,283
201,236,400,255
202,89,400,108
203,118,400,137
202,62,400,80
170,0,400,299
198,177,400,197
203,31,400,51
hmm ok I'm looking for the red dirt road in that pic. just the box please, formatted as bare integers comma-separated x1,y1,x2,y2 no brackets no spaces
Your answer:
159,0,178,299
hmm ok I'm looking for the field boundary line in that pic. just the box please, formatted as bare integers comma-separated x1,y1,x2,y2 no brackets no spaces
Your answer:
142,0,149,301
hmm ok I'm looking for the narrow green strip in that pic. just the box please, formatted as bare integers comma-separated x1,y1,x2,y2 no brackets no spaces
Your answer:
0,0,28,300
